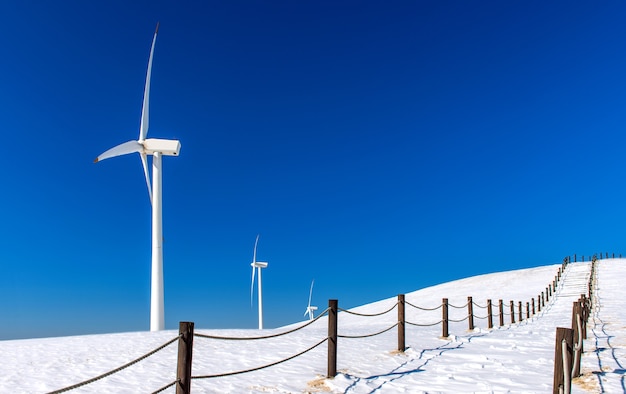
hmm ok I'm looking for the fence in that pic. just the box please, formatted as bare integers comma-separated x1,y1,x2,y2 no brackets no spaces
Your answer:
552,254,596,394
46,252,612,393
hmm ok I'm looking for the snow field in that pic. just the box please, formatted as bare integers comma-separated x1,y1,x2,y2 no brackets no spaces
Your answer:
1,260,624,393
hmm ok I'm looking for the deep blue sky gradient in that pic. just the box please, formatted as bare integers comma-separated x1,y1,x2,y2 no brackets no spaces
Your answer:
1,1,626,339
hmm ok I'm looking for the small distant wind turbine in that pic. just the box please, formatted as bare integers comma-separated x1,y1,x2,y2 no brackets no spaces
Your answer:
95,23,180,332
304,279,318,320
250,234,268,329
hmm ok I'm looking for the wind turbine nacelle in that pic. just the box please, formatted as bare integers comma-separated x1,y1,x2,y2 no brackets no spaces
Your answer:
143,138,181,156
252,261,268,268
310,306,318,311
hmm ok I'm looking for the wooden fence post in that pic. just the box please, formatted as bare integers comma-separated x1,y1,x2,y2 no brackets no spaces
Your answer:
176,321,194,394
467,296,474,331
510,301,515,324
537,295,541,312
574,253,577,262
542,291,545,308
397,294,405,352
487,299,493,329
581,295,588,339
526,302,530,320
442,298,449,338
531,298,535,315
327,299,338,378
553,327,574,394
549,283,552,297
498,299,504,327
518,301,522,322
571,301,583,378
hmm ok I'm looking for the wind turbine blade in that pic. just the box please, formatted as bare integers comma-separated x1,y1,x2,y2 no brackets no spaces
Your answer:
139,22,159,142
308,280,314,308
304,308,309,317
94,140,143,163
250,266,256,307
140,152,153,203
253,234,259,264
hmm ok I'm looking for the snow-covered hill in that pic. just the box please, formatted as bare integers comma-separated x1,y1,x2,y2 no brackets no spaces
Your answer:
1,259,623,393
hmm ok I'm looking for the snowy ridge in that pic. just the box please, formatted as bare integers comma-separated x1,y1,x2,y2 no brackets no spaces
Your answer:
1,260,624,393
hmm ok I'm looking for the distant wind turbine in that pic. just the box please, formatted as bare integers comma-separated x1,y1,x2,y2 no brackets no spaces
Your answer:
94,23,180,332
304,279,318,320
250,234,268,329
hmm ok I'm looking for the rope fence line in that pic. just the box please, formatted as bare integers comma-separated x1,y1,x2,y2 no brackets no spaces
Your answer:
448,301,469,309
191,337,328,379
194,307,330,341
338,302,398,317
151,379,179,394
47,334,181,394
405,301,442,311
472,301,488,309
338,323,399,339
406,319,442,327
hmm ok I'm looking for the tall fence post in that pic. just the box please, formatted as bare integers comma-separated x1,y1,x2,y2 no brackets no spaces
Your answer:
553,327,574,394
467,296,474,331
498,299,504,327
518,301,522,322
571,301,583,378
327,299,338,378
526,302,530,320
581,295,588,339
397,294,405,352
542,291,545,308
442,298,449,338
537,294,541,312
176,321,194,394
487,299,493,329
532,298,535,315
510,300,515,324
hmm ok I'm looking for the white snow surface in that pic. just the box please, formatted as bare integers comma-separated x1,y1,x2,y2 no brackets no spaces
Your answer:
1,259,624,393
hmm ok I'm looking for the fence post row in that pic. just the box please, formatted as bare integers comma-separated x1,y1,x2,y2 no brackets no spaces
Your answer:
553,327,574,394
327,299,338,378
397,294,405,352
176,322,194,394
442,298,449,338
468,296,474,331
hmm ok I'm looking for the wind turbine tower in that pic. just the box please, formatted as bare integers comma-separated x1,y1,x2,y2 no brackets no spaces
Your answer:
95,23,180,331
250,234,268,329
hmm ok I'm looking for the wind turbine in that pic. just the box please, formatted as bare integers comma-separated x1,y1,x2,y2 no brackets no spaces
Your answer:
304,279,318,320
94,23,180,332
250,234,268,329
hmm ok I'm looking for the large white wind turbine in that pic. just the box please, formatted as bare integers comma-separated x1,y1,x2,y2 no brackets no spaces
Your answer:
250,234,268,329
95,23,180,332
304,279,318,320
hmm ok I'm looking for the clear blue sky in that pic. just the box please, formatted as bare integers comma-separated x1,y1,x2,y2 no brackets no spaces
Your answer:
1,1,625,340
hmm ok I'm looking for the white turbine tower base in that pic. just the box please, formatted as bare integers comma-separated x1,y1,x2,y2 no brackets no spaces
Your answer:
95,23,180,332
250,234,268,330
